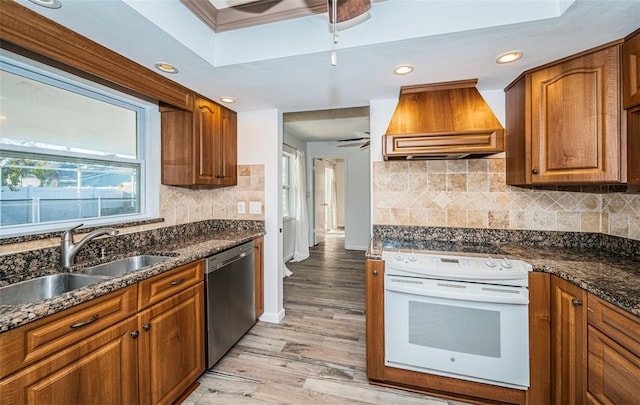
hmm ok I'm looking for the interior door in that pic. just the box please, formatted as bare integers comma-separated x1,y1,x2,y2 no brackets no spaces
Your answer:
313,158,327,245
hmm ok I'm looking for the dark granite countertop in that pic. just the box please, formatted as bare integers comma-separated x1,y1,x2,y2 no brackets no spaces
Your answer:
0,228,264,333
367,237,640,317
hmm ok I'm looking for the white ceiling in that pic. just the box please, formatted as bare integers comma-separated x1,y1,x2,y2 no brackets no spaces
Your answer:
12,0,640,142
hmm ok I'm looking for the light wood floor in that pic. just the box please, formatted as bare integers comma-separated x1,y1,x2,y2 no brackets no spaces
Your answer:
184,234,468,404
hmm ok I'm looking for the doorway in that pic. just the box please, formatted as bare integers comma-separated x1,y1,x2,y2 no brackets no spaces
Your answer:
313,158,345,245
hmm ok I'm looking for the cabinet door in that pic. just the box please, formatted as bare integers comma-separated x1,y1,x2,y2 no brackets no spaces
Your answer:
623,29,640,108
0,317,138,405
587,326,640,404
530,45,621,184
551,276,588,405
138,282,205,405
194,97,221,184
218,107,238,186
161,106,194,186
254,236,264,321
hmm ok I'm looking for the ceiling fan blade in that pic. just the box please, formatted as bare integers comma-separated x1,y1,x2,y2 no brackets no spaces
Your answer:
359,140,370,149
337,142,364,148
337,136,368,142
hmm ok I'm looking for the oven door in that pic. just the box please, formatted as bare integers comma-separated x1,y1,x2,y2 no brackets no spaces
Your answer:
384,274,529,390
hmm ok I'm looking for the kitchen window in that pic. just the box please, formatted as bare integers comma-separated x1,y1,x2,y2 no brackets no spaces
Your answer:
0,51,159,237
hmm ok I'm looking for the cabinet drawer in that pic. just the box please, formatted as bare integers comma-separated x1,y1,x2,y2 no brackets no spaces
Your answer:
588,294,640,357
138,260,204,309
0,285,137,379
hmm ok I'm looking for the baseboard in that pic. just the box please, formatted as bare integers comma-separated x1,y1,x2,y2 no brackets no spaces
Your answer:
259,308,285,324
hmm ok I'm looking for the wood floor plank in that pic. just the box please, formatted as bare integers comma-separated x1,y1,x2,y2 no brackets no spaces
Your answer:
186,233,470,405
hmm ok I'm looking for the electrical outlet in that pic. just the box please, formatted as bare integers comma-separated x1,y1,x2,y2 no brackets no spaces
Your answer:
237,201,246,214
249,201,261,215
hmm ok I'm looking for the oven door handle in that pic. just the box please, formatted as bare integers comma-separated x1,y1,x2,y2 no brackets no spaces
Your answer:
385,280,529,305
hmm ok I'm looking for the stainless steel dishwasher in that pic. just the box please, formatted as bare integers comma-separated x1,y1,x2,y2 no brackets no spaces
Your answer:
205,240,255,369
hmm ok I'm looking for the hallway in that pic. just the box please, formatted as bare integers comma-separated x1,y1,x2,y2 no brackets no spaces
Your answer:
184,236,463,404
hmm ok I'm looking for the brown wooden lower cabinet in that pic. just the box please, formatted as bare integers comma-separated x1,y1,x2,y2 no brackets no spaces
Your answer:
138,282,205,405
551,276,588,405
0,317,139,404
0,260,206,405
586,294,640,404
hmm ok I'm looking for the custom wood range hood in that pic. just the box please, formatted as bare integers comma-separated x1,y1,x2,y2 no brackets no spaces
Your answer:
383,79,505,160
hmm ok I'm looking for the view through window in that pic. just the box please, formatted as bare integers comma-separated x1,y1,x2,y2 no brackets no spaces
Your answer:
0,52,151,236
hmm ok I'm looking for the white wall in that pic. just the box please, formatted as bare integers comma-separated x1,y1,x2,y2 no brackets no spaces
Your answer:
283,130,307,152
306,142,371,250
238,109,284,324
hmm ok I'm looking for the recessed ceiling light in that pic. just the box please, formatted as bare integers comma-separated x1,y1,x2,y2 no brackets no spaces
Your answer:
393,65,414,75
496,51,524,64
154,63,179,74
220,97,236,103
28,0,61,8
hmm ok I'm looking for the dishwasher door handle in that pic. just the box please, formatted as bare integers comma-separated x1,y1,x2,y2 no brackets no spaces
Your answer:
210,252,248,272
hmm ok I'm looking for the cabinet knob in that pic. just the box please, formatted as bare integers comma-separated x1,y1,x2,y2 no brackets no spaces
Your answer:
143,323,151,331
532,168,539,175
372,270,378,276
130,330,140,338
572,299,582,306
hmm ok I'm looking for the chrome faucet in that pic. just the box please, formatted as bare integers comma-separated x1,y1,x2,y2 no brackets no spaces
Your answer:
61,224,119,268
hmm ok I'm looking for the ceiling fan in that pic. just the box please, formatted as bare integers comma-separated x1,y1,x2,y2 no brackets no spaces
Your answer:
337,131,370,149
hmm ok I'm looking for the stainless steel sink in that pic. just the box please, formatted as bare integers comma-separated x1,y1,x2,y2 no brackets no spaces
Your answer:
79,255,172,278
0,273,110,306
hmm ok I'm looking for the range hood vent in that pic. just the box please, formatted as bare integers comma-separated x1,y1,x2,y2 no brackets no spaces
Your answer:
383,79,505,160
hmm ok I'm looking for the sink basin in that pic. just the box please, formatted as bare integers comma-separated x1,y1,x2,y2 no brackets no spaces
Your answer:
80,255,172,278
0,273,110,306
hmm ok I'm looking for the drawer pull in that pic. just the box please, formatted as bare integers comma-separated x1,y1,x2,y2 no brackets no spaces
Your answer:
170,277,186,286
572,299,583,306
130,330,139,338
70,314,99,329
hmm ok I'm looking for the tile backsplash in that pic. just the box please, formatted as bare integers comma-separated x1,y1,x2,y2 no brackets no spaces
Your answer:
373,159,640,241
159,164,265,225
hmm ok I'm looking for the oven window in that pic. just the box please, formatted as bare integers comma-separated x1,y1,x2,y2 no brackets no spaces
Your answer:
409,301,501,358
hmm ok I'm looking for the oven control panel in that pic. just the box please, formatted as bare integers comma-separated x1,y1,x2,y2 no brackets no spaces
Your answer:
381,250,531,286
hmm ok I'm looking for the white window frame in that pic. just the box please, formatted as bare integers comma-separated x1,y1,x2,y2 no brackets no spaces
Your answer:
0,50,159,238
282,151,295,220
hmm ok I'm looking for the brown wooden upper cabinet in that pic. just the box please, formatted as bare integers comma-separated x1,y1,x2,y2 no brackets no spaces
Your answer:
161,96,237,187
623,28,640,109
506,42,627,185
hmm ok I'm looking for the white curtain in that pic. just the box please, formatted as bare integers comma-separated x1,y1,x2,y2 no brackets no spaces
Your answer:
291,150,310,262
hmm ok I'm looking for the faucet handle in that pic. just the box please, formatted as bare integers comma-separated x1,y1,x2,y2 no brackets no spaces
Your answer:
62,223,84,240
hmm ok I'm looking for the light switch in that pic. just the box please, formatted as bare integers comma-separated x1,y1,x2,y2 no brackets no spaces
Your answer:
249,201,261,215
237,201,246,214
